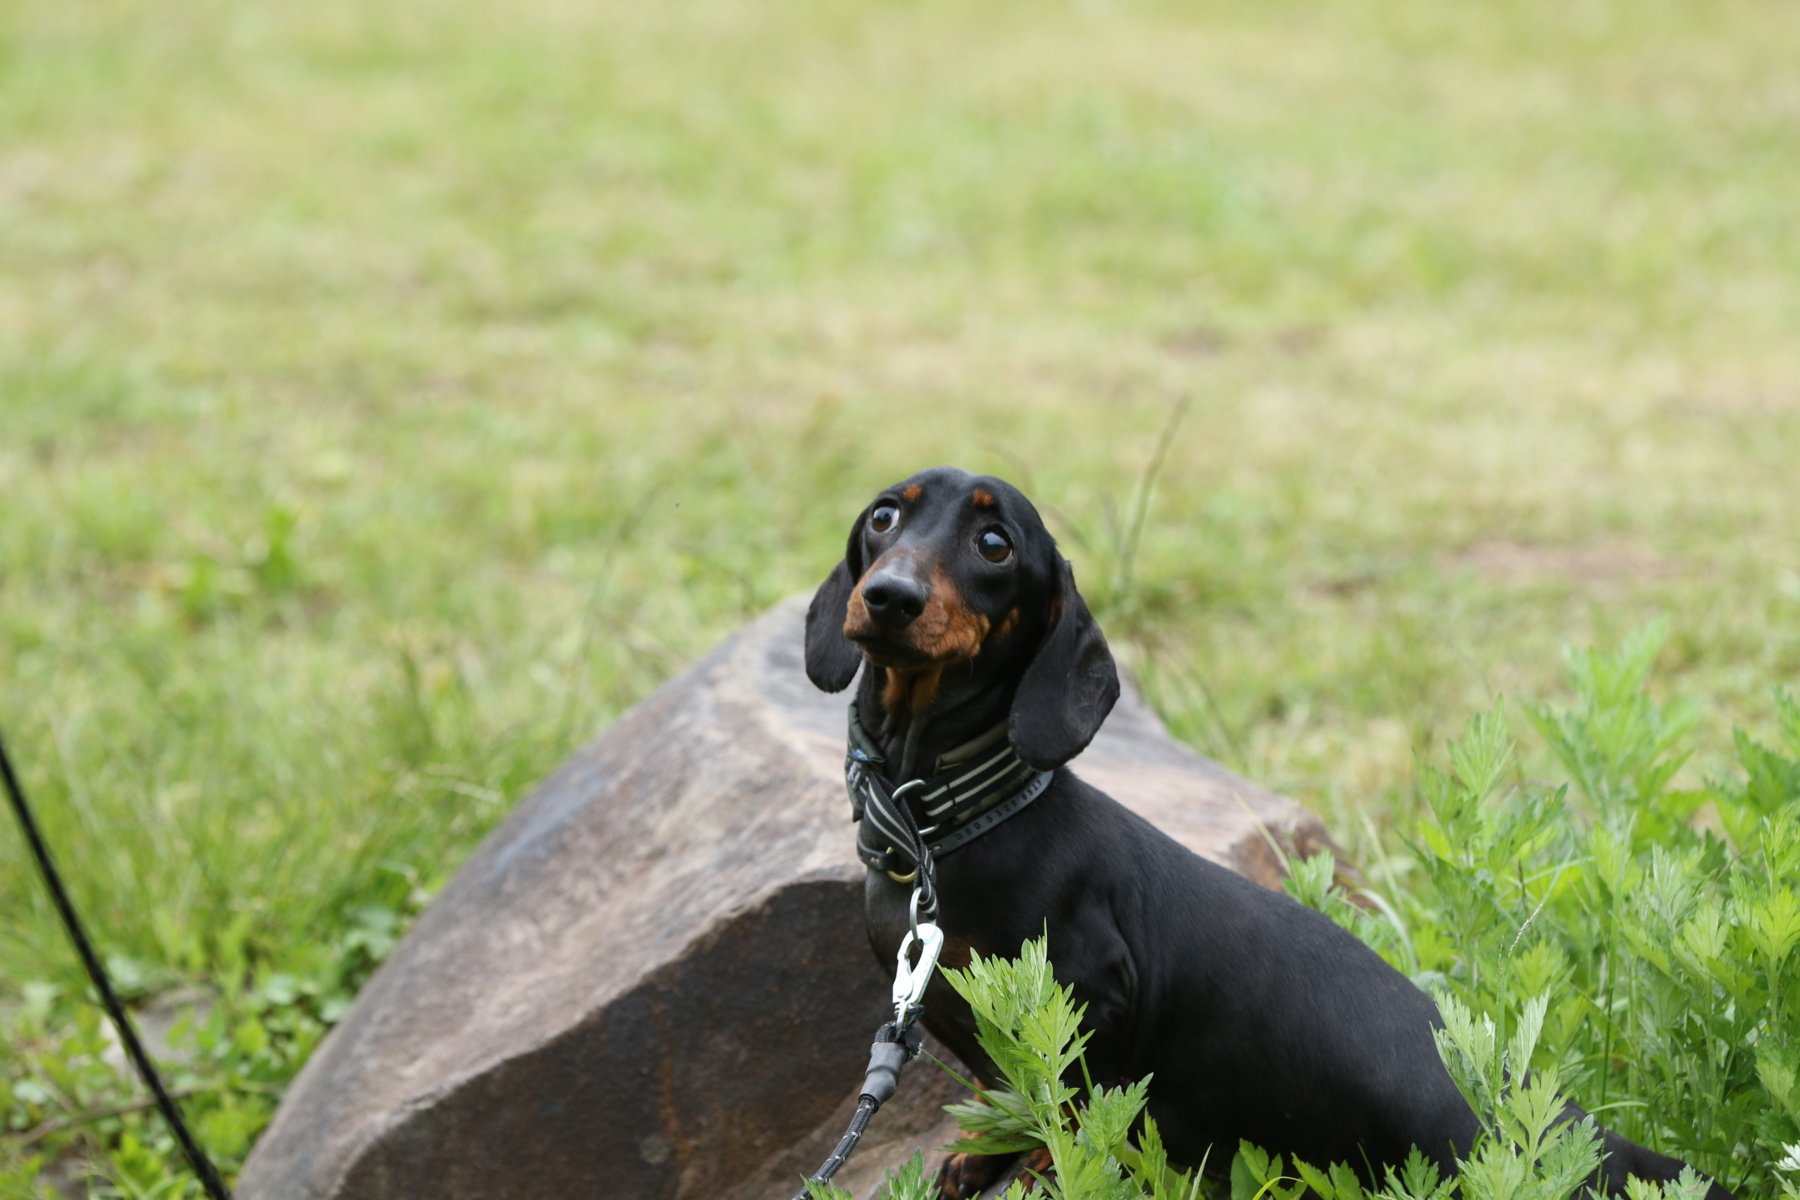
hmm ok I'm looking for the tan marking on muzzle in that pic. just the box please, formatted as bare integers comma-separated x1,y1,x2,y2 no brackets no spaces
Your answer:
843,577,877,642
877,567,990,713
843,544,928,645
909,564,990,661
843,559,988,659
846,558,992,713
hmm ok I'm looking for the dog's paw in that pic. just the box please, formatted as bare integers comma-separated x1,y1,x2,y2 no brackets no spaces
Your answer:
935,1148,1056,1199
1010,1148,1055,1194
934,1151,1016,1199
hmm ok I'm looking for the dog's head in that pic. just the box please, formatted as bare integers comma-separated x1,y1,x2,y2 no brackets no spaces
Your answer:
804,466,1119,770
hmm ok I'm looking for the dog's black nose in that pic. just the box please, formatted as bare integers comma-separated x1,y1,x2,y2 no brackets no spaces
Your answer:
860,572,927,629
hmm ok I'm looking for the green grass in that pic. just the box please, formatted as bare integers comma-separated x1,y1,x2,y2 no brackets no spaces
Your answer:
3,0,1800,1187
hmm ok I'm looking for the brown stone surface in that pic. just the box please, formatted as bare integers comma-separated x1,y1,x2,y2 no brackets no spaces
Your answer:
238,596,1340,1200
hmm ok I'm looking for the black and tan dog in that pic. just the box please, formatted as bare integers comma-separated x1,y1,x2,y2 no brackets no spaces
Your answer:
803,466,1732,1200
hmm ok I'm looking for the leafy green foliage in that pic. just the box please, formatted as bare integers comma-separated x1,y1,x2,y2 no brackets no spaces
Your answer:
939,938,1205,1200
1423,993,1602,1200
1524,619,1704,850
1403,628,1800,1197
0,894,427,1195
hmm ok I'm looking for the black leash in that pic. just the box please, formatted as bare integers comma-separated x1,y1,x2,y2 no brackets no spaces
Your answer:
0,725,232,1200
792,724,966,1199
789,1011,926,1200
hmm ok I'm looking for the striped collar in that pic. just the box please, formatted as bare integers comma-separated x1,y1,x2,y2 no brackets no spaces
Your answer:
844,701,1053,881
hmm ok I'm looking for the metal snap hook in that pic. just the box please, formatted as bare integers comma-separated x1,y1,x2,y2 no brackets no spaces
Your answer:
892,917,943,1025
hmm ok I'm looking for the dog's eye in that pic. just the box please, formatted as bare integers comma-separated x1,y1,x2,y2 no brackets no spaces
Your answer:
976,529,1012,563
869,505,899,534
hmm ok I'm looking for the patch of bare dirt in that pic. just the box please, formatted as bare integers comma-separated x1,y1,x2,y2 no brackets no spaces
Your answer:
1441,540,1679,590
1161,326,1231,357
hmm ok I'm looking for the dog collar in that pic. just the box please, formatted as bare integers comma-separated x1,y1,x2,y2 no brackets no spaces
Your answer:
844,701,1053,884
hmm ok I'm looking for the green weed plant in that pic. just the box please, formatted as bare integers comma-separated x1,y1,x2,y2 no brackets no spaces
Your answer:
938,627,1800,1200
1,897,425,1198
934,936,1203,1200
1396,624,1800,1197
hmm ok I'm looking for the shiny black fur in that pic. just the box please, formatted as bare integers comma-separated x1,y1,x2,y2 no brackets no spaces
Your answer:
804,466,1733,1199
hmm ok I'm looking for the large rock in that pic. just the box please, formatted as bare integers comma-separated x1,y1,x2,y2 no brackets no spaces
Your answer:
238,596,1344,1200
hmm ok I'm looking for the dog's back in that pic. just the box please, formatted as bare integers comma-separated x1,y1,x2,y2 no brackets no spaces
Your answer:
875,768,1482,1180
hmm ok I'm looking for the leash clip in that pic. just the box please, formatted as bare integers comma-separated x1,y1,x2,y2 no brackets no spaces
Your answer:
892,916,943,1027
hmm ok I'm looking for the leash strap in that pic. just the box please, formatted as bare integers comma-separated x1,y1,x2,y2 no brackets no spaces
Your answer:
0,726,233,1200
804,705,1029,1195
788,1013,926,1200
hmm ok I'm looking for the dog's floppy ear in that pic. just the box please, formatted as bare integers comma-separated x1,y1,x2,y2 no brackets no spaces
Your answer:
1009,557,1120,769
804,504,871,693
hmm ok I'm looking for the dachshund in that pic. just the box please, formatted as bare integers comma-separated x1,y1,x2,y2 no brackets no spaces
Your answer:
803,466,1733,1200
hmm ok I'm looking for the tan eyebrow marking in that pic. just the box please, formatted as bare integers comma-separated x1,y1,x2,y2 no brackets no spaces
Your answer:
971,489,996,508
902,484,923,502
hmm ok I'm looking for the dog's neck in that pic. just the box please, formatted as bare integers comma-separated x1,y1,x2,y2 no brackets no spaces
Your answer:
854,657,1023,782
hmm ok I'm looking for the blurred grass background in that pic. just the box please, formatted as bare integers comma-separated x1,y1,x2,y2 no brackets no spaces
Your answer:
2,0,1799,1180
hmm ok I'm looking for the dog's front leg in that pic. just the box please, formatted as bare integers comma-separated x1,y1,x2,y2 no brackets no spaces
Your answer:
936,1147,1056,1199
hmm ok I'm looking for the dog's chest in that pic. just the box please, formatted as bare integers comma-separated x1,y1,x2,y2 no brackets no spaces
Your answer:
862,867,990,1047
863,867,942,964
